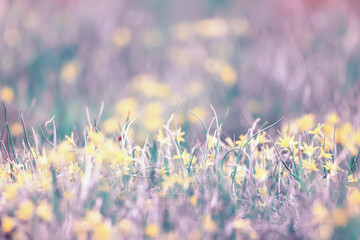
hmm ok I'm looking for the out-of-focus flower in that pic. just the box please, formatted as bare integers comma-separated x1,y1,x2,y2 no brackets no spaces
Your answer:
1,86,14,103
348,188,360,207
297,114,315,131
230,18,250,36
10,123,23,137
117,219,134,236
254,166,268,182
132,74,171,98
94,222,112,240
186,80,204,96
4,185,18,202
170,22,194,41
113,27,131,47
115,97,138,119
203,215,217,232
189,107,207,123
16,200,34,221
1,215,15,233
36,200,53,221
145,223,160,238
61,60,80,84
220,64,237,85
102,118,119,134
195,18,228,38
312,202,329,223
331,208,348,227
141,102,164,131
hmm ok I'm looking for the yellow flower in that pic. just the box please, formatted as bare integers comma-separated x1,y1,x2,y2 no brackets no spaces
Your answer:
4,185,18,202
327,112,340,125
113,27,131,47
309,123,325,135
301,142,318,157
102,118,119,134
190,195,198,206
94,222,112,240
254,166,268,182
303,159,319,172
189,107,207,123
233,219,250,230
319,148,332,159
312,202,329,223
117,219,134,236
297,114,315,131
36,200,53,221
145,223,160,238
203,215,217,232
173,150,196,166
16,200,34,221
325,161,338,173
277,134,298,149
61,60,79,84
156,129,169,145
115,97,138,119
84,210,103,228
195,18,228,38
1,86,14,103
174,127,185,143
235,134,248,148
1,215,15,233
331,208,348,227
348,188,360,207
220,65,237,85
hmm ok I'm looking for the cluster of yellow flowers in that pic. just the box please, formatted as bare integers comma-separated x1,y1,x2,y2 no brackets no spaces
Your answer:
0,112,359,239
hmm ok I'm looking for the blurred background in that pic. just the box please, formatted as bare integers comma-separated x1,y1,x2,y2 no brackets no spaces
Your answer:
1,0,360,142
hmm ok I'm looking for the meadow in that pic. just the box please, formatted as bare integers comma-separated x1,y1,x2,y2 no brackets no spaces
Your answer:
1,0,360,239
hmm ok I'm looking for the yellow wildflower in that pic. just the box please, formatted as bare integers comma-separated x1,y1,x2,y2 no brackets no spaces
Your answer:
297,114,315,131
117,219,134,236
348,188,360,207
220,65,237,85
113,27,131,47
145,223,160,238
331,208,348,227
309,123,325,135
102,118,119,134
327,112,340,125
277,133,298,149
203,215,217,232
36,200,53,221
302,142,318,156
1,215,15,233
312,202,329,223
16,200,34,221
94,222,112,240
303,159,319,172
1,86,14,103
319,148,332,159
233,219,250,230
254,166,268,182
190,195,198,206
61,60,79,84
325,161,338,173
